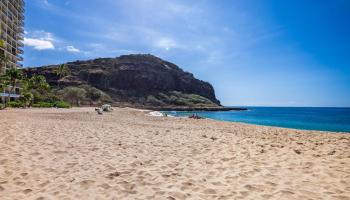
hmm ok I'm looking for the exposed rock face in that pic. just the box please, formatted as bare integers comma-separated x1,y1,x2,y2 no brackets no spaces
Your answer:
24,54,221,107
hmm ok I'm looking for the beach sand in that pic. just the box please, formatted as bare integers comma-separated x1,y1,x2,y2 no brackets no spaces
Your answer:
0,107,349,200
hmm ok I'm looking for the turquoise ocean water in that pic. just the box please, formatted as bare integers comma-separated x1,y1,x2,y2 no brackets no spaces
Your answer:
164,107,350,133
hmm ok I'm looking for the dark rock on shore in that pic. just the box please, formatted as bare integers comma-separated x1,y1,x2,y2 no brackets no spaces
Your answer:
24,54,223,108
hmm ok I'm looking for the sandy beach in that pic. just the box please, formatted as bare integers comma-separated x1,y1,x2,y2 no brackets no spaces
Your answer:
0,107,349,200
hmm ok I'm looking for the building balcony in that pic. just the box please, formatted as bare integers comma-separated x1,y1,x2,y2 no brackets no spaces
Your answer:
17,26,24,33
16,55,23,61
17,41,24,47
17,34,23,40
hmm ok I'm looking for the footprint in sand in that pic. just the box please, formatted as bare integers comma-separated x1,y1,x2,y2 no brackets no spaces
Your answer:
98,183,111,190
30,152,41,156
280,190,294,195
15,181,26,186
168,192,187,200
244,184,264,192
79,180,95,189
5,170,13,176
239,191,249,198
20,172,28,177
23,189,33,194
38,180,50,188
107,171,120,179
0,159,8,165
332,195,350,200
265,181,278,187
261,194,273,199
202,188,217,194
53,150,68,154
181,181,194,187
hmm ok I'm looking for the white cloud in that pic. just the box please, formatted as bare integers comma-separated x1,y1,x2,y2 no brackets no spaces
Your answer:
154,37,178,51
76,1,224,60
23,38,55,50
25,30,84,54
29,1,279,65
66,45,80,52
32,30,55,41
40,0,50,6
24,30,56,50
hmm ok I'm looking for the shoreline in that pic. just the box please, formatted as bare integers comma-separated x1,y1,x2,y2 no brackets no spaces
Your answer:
2,107,349,134
1,107,349,134
141,106,248,112
150,110,350,134
157,108,350,134
1,107,349,199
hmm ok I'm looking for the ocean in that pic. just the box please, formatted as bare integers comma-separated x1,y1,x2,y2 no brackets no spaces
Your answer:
164,107,350,133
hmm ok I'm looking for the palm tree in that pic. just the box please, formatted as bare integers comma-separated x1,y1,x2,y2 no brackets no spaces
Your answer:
55,64,70,88
5,68,23,105
0,74,9,106
21,74,51,106
19,91,33,108
0,51,8,105
28,74,50,92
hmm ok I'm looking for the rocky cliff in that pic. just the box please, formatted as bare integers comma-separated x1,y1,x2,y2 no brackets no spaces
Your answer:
24,54,221,107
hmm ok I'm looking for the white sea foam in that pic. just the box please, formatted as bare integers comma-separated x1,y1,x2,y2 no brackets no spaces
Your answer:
149,111,176,117
149,111,164,117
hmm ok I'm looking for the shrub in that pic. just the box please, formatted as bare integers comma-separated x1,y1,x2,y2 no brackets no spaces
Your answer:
32,101,70,109
174,98,188,106
79,85,113,105
146,95,164,106
42,93,61,103
54,101,71,108
154,91,217,107
99,92,113,104
33,102,54,108
187,94,214,105
8,101,22,108
61,87,86,106
157,93,170,102
32,90,44,103
82,85,102,102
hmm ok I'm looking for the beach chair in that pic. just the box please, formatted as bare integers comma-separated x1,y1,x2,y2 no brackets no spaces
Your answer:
101,104,113,112
95,108,103,115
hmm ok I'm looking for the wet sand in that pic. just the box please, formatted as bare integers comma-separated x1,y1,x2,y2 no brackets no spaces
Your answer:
0,107,349,200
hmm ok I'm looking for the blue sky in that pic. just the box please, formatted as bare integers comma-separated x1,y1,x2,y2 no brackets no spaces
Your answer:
23,0,350,107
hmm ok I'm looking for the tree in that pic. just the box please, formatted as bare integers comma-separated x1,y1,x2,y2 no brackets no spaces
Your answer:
0,51,7,68
21,74,51,106
27,74,50,92
62,87,86,106
55,64,70,88
0,39,4,47
80,85,102,105
0,49,7,105
0,75,9,105
19,91,34,108
4,68,22,105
